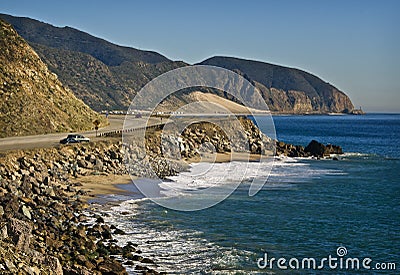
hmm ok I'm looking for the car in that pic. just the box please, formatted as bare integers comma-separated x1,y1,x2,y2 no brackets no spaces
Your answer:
60,134,90,144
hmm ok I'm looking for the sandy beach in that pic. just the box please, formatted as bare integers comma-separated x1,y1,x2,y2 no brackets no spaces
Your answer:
71,174,134,199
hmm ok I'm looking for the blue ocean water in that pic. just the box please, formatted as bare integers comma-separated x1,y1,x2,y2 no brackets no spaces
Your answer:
104,114,400,274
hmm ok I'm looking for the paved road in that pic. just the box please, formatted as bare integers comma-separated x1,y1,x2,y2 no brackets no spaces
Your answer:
0,115,164,152
0,114,239,152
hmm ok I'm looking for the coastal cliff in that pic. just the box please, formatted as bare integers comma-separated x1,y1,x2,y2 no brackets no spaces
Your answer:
199,56,355,114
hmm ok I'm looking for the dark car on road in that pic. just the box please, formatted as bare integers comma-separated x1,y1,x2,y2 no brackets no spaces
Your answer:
60,134,90,144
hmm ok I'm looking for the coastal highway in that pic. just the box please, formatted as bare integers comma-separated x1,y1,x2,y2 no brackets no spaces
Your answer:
0,115,164,152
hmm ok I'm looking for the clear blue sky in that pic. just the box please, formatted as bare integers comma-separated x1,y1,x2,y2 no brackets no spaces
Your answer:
1,0,399,112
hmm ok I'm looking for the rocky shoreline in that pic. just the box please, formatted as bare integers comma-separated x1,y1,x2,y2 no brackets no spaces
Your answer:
0,118,343,274
0,139,164,274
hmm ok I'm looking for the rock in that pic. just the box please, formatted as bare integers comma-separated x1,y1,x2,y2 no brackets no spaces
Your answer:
76,254,88,264
113,228,126,235
97,258,128,275
326,144,343,155
7,218,32,251
109,150,119,160
62,266,92,275
45,256,63,275
20,176,33,196
276,141,307,157
77,159,92,169
122,243,137,256
0,223,8,240
46,236,64,250
45,187,56,197
77,214,88,222
141,257,155,264
123,253,136,260
101,225,112,239
276,139,344,158
0,187,6,197
305,140,343,157
3,195,19,218
107,243,123,255
43,176,50,185
131,255,143,261
4,259,16,272
20,169,30,176
94,158,103,171
304,140,327,157
31,266,41,275
21,205,32,219
31,171,44,183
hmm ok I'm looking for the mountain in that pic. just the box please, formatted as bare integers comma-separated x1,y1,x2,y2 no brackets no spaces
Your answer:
199,56,354,113
0,19,104,138
0,14,355,114
0,14,188,111
0,14,169,66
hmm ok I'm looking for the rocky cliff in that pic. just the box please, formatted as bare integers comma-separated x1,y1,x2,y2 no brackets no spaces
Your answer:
199,56,355,113
0,19,105,138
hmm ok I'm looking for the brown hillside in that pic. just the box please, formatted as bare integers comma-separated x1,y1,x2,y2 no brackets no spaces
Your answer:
0,19,105,138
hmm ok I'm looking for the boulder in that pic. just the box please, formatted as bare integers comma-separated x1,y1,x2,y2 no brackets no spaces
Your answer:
326,144,343,155
7,218,33,251
94,158,104,171
304,140,327,157
0,222,8,240
4,259,17,272
21,205,32,219
44,256,63,275
77,159,92,169
305,140,343,157
3,195,19,218
113,228,126,235
97,258,128,275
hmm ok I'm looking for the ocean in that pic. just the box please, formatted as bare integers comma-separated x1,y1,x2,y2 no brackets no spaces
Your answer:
100,114,400,274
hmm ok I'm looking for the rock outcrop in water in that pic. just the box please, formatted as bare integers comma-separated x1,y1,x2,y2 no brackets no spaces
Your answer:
276,139,343,158
305,140,343,157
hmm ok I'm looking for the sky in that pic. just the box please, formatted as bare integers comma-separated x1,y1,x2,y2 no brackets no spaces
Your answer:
1,0,399,112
